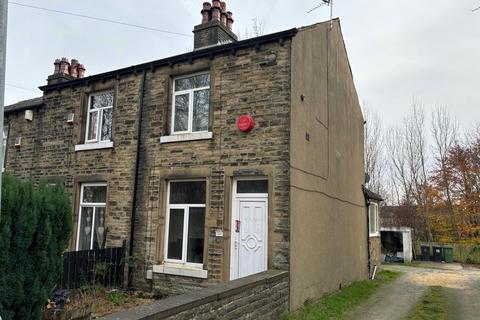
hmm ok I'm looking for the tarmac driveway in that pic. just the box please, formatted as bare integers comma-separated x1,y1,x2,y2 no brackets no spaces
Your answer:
345,263,480,320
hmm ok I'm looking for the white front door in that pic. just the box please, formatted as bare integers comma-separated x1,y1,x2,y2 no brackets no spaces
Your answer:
230,179,268,280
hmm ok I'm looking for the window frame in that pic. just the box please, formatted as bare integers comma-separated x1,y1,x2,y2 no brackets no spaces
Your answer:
85,91,114,144
164,180,206,269
76,182,108,251
2,125,7,172
170,72,210,135
369,202,380,237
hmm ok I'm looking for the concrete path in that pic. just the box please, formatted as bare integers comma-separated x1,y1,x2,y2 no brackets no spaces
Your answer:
345,263,480,320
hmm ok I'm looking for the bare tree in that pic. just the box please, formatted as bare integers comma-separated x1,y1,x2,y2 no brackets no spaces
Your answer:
363,108,387,197
431,105,458,239
405,101,433,242
238,17,266,40
386,125,414,206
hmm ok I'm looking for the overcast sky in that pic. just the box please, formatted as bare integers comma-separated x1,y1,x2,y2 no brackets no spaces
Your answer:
5,0,480,130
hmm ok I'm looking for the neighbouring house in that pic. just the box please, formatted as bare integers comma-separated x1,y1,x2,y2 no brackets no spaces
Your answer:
363,188,383,276
4,1,369,311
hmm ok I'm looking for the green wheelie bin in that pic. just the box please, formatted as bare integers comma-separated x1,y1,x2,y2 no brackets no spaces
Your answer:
443,246,454,263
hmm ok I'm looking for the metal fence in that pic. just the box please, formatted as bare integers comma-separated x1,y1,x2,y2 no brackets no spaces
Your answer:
59,242,126,289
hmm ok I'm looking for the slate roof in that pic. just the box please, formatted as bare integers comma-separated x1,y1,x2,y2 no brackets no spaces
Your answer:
39,27,298,92
4,96,43,114
363,187,384,202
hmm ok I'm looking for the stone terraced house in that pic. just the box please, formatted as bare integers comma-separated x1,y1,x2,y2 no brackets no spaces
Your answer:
4,1,374,310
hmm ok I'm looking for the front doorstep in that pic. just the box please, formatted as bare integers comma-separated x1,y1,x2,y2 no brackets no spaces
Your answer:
153,264,208,279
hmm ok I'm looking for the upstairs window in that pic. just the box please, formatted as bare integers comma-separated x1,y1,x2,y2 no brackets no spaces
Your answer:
86,91,114,143
369,203,380,237
171,73,210,134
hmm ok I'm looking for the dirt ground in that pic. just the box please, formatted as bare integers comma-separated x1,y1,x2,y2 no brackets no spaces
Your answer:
345,263,480,320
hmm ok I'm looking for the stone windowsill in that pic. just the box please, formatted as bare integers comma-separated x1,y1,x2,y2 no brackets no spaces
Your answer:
369,233,380,238
75,141,114,152
160,132,213,144
153,264,208,279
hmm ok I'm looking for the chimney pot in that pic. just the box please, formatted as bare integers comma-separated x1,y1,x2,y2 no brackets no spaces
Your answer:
59,58,70,75
78,64,86,79
54,59,61,74
70,59,79,78
226,11,234,30
201,2,211,24
212,0,221,21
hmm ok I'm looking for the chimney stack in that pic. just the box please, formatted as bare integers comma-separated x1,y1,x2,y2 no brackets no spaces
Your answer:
47,57,86,85
193,1,237,50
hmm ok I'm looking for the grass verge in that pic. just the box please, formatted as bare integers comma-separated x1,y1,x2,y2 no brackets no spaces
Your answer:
282,270,401,320
408,286,448,320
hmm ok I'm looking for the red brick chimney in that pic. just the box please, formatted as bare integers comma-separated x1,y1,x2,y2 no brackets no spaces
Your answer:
47,57,86,85
193,1,237,50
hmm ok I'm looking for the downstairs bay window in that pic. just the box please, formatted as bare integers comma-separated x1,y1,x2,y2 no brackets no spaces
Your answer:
76,183,107,251
165,181,206,268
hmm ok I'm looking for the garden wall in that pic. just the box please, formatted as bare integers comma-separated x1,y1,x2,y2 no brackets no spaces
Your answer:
101,270,289,320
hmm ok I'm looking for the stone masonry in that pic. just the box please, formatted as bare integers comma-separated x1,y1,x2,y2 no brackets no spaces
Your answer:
102,270,289,320
5,32,294,295
5,10,369,310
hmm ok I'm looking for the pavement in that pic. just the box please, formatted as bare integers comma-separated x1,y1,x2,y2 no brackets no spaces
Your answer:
345,263,480,320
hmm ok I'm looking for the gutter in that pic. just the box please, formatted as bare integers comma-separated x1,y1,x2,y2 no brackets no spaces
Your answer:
128,69,147,288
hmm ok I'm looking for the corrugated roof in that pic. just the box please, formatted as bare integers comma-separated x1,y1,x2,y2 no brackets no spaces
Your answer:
4,96,43,114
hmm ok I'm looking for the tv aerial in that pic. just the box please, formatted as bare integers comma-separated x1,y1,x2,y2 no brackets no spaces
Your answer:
307,0,334,29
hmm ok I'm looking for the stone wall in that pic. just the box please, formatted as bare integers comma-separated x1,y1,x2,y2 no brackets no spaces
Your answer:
5,75,143,250
369,236,382,275
101,270,289,320
132,40,292,293
5,37,293,294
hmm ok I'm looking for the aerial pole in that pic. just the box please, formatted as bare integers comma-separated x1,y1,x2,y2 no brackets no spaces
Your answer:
307,0,334,29
0,0,7,218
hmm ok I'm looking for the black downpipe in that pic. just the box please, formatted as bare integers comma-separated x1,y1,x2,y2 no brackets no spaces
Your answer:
128,69,147,288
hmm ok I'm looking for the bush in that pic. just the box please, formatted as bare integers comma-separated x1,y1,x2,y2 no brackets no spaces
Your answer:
0,174,72,320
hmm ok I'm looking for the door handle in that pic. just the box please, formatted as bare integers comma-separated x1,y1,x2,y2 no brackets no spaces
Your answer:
235,220,241,233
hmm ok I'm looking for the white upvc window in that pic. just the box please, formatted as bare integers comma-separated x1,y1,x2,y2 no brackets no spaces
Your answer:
85,91,114,144
171,73,210,135
2,125,7,172
369,203,380,237
76,183,108,251
164,181,206,268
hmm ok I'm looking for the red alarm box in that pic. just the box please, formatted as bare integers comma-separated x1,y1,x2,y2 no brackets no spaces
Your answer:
237,115,255,133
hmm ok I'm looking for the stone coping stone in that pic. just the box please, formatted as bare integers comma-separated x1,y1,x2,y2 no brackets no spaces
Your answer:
101,270,288,320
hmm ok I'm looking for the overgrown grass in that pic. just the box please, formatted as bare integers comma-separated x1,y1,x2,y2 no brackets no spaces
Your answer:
68,286,154,317
282,270,401,320
408,287,448,320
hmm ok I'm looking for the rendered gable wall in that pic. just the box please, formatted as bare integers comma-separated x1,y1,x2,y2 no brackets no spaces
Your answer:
289,20,368,310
